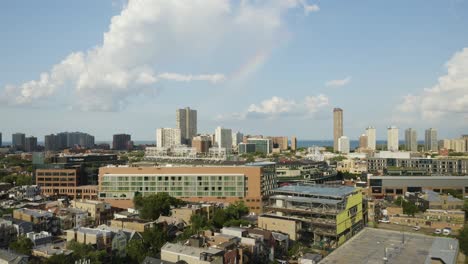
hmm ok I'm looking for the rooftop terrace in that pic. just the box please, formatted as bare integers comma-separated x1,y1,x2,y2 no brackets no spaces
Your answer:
274,184,356,198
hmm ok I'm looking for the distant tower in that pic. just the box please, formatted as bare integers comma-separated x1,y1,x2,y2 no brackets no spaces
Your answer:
333,108,343,152
405,128,418,152
291,136,297,151
156,128,181,148
365,127,376,151
214,127,232,151
338,136,350,154
176,107,197,146
387,126,399,151
359,134,368,150
425,128,438,152
12,133,26,151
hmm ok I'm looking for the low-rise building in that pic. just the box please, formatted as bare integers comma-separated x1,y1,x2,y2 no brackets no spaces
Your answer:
260,184,364,248
70,199,111,225
0,219,17,248
66,227,112,251
171,204,215,225
12,208,60,235
161,242,224,264
109,218,155,233
25,231,52,247
0,248,29,264
55,207,88,230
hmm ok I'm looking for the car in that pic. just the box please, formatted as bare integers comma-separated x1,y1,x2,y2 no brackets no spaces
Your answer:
443,228,452,235
434,229,442,235
413,226,421,231
378,219,390,223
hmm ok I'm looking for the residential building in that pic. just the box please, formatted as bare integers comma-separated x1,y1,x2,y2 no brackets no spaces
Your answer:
463,135,468,152
36,168,81,191
291,136,297,151
160,242,224,264
156,128,181,148
109,218,156,233
171,204,215,225
44,132,95,151
192,135,212,154
387,126,399,151
26,231,52,247
337,136,349,154
260,184,364,247
98,162,277,214
214,127,232,151
337,159,367,174
39,185,98,200
270,136,288,151
66,227,112,251
112,134,132,150
247,138,273,154
276,160,336,182
56,208,88,229
425,128,438,152
12,133,26,151
365,126,376,151
70,199,112,225
0,219,17,248
25,136,37,152
358,134,368,150
232,131,244,148
0,248,29,264
440,138,466,153
333,108,343,152
12,208,60,235
405,128,417,152
176,107,197,146
238,143,256,154
367,157,468,175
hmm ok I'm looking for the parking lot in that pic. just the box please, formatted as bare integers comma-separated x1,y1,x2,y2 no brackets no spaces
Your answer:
377,222,457,236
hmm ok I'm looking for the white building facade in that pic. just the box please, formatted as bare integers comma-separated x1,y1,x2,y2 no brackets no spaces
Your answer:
387,126,399,152
156,128,181,148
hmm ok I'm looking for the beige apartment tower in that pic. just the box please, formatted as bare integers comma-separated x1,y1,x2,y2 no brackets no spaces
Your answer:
333,108,343,152
176,107,197,146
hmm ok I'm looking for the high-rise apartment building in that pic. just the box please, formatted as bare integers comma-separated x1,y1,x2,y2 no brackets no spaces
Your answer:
12,133,26,151
112,134,132,150
463,135,468,152
25,136,38,152
338,136,350,154
333,108,344,152
270,136,288,151
156,128,181,148
247,138,273,154
365,126,376,151
176,107,197,146
214,127,232,151
291,136,297,151
359,134,368,150
387,126,399,151
232,131,244,148
440,139,466,153
405,128,417,152
44,132,94,151
425,128,438,152
0,132,2,147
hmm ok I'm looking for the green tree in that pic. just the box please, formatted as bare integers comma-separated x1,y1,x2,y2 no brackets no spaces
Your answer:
225,201,249,219
44,254,72,264
126,239,147,263
457,225,468,255
127,225,168,262
134,192,184,220
190,214,209,233
67,241,107,264
9,236,33,255
211,209,227,229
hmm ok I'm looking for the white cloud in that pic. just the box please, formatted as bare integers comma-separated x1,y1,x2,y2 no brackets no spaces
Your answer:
1,0,317,111
217,94,329,120
325,76,351,87
299,0,320,14
396,47,468,120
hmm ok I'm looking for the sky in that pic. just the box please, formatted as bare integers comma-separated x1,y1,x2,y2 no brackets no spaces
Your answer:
1,0,468,141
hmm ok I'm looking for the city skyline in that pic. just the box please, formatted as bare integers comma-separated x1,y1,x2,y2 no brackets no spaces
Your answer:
1,1,468,140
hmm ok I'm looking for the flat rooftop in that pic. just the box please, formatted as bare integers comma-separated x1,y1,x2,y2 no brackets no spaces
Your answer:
161,243,223,258
274,184,356,198
320,228,459,264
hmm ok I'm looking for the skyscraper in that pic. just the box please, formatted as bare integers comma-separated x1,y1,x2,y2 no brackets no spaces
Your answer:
405,128,417,152
12,133,26,151
0,132,2,147
291,136,297,151
333,108,343,152
365,126,376,151
425,128,438,152
25,136,37,152
338,136,350,154
156,128,181,148
113,134,132,150
232,131,244,148
359,134,368,150
387,126,399,151
215,126,232,151
463,135,468,152
176,107,197,146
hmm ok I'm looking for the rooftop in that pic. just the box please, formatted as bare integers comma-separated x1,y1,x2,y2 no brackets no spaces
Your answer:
424,190,462,203
320,228,459,264
161,243,223,258
274,184,356,198
16,208,53,218
74,227,112,236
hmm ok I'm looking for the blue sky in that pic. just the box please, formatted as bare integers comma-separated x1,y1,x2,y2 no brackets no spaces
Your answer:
1,0,468,141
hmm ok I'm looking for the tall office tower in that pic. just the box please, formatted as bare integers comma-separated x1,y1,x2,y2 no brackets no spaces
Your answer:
405,128,418,152
338,136,350,154
113,134,132,150
232,131,244,148
24,136,37,152
44,134,59,151
291,136,297,151
156,128,181,148
425,128,438,152
387,126,399,151
176,107,197,146
463,135,468,152
365,126,376,150
12,133,26,151
270,136,289,151
333,108,343,152
0,132,2,147
215,126,232,150
359,134,368,150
